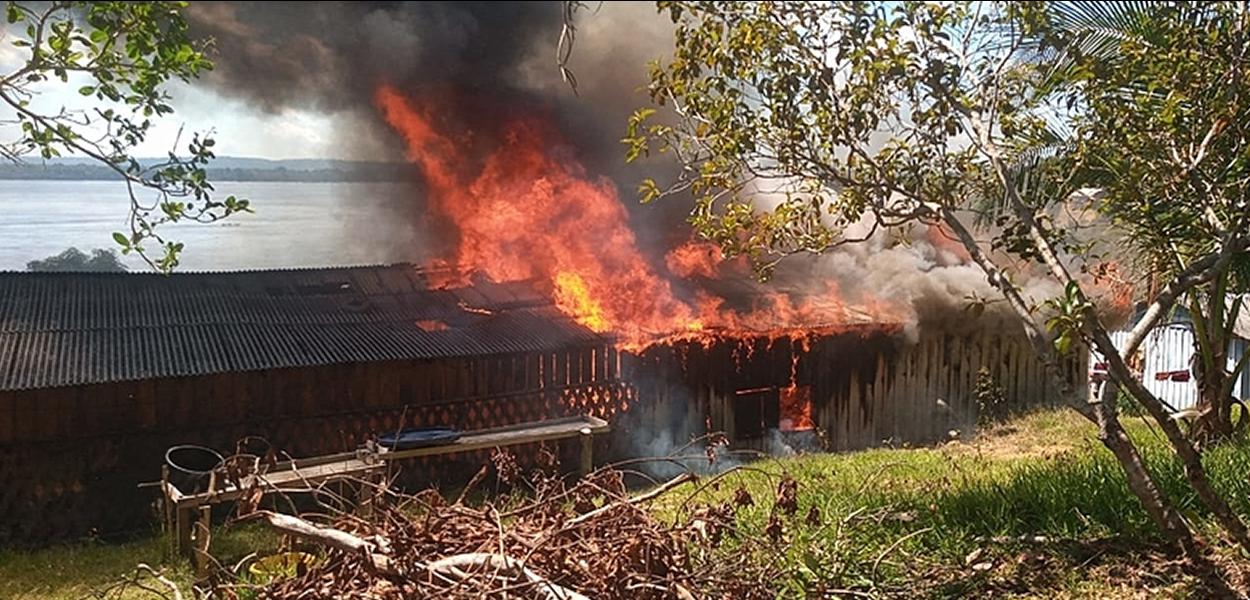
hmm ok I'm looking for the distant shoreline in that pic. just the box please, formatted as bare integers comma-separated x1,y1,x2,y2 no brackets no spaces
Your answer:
0,157,413,183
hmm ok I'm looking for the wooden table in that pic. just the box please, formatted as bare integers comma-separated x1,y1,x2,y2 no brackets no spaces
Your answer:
157,414,610,556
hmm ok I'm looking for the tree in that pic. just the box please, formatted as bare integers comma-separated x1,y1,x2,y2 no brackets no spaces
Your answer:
626,0,1250,569
1049,2,1250,445
26,246,126,271
0,1,250,271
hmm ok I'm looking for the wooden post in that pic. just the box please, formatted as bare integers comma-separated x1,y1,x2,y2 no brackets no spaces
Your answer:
193,505,212,580
578,427,593,476
175,505,194,558
357,477,376,520
161,465,173,554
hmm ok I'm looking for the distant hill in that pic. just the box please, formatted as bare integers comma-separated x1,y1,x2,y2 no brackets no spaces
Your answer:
0,157,413,182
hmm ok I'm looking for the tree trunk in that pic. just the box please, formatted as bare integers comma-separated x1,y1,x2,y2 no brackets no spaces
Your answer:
1191,336,1237,445
935,209,1216,559
1093,383,1203,558
1090,329,1250,555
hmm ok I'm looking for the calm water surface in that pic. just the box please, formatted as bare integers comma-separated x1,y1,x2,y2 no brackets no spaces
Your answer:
0,180,424,271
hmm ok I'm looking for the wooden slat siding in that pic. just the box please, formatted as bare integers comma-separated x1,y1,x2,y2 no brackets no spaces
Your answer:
570,349,582,386
1029,340,1043,405
556,350,568,388
490,357,503,395
1015,340,1025,405
501,356,514,394
513,355,527,393
929,335,943,441
530,353,542,390
869,351,885,451
861,365,876,449
904,338,921,446
930,334,944,440
910,338,925,444
853,344,869,449
598,346,608,383
891,341,908,446
948,335,962,430
900,340,920,442
578,348,591,386
966,334,980,427
1011,338,1026,408
424,361,438,406
1009,339,1022,409
480,355,490,397
0,392,14,445
865,347,885,450
925,335,939,441
1021,339,1034,406
1014,338,1025,407
970,332,980,422
1033,339,1046,403
917,336,931,442
902,338,918,444
950,335,964,433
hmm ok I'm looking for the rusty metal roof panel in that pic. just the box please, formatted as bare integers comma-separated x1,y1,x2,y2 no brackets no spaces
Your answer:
0,264,607,391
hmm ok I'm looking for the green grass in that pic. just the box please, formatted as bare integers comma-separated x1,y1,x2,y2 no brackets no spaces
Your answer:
0,526,278,600
3,409,1248,599
652,410,1250,598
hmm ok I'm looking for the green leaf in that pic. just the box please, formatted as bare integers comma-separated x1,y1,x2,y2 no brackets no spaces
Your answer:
112,232,130,247
78,86,95,96
638,179,661,204
1054,332,1072,355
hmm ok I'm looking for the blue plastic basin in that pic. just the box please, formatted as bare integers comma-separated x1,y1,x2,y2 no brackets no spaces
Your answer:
376,427,461,450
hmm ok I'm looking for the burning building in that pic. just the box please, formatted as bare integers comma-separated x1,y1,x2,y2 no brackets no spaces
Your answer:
0,262,1084,545
371,84,1087,457
0,3,1090,546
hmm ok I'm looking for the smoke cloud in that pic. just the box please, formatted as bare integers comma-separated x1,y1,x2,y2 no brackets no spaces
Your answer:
187,1,1088,335
187,2,689,251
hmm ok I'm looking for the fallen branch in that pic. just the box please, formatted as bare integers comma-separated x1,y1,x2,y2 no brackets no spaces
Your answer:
428,553,590,600
239,510,399,576
134,564,184,600
871,527,933,584
567,472,697,526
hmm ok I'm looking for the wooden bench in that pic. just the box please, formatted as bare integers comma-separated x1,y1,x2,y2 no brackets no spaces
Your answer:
376,415,610,469
156,414,610,556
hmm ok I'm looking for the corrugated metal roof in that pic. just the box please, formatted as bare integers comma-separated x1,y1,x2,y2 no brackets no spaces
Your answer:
0,264,606,391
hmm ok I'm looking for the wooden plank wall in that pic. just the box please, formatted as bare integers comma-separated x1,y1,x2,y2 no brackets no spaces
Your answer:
0,346,622,546
626,328,1087,454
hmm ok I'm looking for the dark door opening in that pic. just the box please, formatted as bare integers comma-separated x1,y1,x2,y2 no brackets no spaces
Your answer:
733,387,779,439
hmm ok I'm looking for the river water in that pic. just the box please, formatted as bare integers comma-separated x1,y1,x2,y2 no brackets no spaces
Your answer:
0,180,424,271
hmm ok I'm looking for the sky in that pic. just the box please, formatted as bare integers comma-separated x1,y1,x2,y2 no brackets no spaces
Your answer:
0,33,381,161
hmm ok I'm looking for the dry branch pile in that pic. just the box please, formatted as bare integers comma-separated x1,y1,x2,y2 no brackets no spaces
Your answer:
210,451,781,599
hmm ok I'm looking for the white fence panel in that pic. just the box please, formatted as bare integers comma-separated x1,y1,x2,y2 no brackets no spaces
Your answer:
1090,323,1249,411
1141,325,1198,410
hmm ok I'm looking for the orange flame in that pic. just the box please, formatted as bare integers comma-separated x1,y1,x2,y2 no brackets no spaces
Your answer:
779,385,814,431
376,84,693,341
553,271,607,332
665,240,723,278
375,84,907,348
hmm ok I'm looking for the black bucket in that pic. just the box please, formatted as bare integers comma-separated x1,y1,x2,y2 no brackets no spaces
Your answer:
165,445,224,494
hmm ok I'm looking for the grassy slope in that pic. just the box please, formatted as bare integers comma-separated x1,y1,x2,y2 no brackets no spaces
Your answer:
2,409,1248,599
652,410,1250,598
